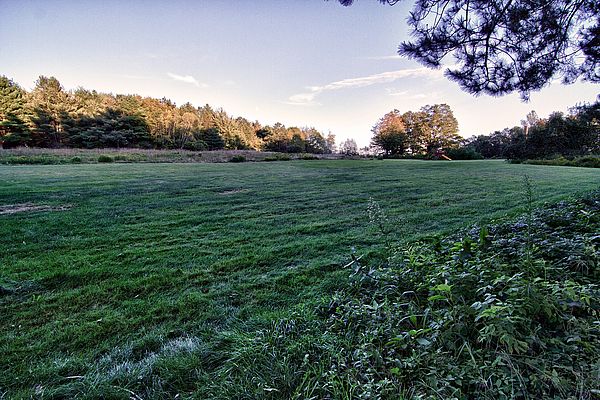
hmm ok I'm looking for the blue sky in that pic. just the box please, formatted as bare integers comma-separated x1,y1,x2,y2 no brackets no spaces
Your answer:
1,0,598,146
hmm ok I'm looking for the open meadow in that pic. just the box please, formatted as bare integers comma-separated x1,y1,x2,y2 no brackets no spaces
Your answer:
1,159,599,398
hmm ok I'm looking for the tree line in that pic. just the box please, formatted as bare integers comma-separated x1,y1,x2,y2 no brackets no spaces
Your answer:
0,75,336,153
464,103,600,160
369,101,599,160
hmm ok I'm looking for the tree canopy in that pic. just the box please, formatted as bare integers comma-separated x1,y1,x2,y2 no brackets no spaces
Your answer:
465,101,600,159
371,103,460,156
371,109,408,155
0,75,336,154
336,0,600,99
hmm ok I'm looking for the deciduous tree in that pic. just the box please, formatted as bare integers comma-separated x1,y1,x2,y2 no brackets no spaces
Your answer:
371,109,408,155
339,138,359,155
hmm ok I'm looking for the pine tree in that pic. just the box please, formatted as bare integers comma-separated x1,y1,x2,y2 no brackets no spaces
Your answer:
0,76,30,147
29,76,69,147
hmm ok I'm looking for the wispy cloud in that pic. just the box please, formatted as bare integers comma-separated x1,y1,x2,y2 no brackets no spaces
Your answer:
286,67,443,106
364,55,403,60
285,92,322,106
385,88,442,101
167,72,206,88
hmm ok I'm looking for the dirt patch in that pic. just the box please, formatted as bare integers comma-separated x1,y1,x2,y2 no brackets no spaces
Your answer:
0,203,72,215
219,189,250,195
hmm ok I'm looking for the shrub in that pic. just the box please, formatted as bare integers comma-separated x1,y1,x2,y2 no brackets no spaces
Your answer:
71,156,82,163
521,155,600,168
229,155,246,163
98,155,114,163
183,140,208,151
446,147,484,160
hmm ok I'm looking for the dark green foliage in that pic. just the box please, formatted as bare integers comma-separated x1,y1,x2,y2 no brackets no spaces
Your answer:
182,139,208,151
97,155,114,163
200,128,226,150
464,101,600,161
445,146,483,160
518,155,600,168
287,133,306,153
229,155,246,163
0,76,30,148
68,109,151,148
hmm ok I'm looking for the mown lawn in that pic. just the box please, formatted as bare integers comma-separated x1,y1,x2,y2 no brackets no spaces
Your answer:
1,159,598,398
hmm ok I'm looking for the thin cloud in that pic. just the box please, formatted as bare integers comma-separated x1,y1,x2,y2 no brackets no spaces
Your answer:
286,67,443,106
364,55,403,60
284,92,322,106
386,88,442,101
167,72,206,88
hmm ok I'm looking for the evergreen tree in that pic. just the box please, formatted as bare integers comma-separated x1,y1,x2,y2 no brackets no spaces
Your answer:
200,127,225,150
0,76,30,148
29,76,69,147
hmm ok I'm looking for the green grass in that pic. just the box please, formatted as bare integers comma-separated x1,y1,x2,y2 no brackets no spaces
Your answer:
1,159,599,398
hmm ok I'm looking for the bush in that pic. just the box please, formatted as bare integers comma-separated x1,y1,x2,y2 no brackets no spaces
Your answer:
71,156,82,163
98,155,114,163
183,140,208,151
229,155,246,163
577,156,600,168
521,155,600,168
446,146,484,160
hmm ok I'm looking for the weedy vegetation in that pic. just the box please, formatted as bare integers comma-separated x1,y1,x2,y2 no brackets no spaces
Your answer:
0,148,339,165
1,159,599,399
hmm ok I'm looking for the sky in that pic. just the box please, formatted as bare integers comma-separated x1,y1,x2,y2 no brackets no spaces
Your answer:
1,0,598,147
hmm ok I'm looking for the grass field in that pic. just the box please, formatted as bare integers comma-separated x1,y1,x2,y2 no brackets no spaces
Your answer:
1,159,599,398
